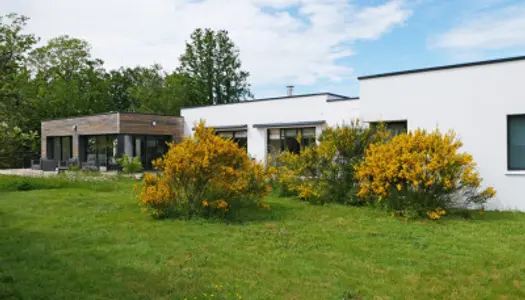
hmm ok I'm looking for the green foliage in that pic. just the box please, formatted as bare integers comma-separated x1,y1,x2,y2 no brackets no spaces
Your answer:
0,13,252,163
116,154,143,174
177,28,253,106
126,65,185,116
0,13,38,125
275,121,388,205
0,122,38,168
67,163,81,172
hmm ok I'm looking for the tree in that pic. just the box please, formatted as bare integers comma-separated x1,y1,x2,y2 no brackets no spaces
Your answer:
177,28,253,106
128,65,185,115
0,122,38,168
27,35,110,124
0,13,38,125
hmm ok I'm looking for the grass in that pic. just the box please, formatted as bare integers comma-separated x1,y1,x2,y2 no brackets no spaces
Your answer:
1,176,525,299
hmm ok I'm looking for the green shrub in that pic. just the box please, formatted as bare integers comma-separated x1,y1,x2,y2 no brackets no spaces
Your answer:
67,163,81,172
274,120,388,205
116,154,143,174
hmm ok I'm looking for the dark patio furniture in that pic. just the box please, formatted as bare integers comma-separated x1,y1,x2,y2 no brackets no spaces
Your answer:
41,159,58,172
31,159,41,170
107,157,122,172
57,158,79,173
81,154,98,171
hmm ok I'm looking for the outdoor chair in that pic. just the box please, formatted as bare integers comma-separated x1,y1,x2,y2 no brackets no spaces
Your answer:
31,159,41,170
57,158,79,173
41,159,58,172
81,154,98,171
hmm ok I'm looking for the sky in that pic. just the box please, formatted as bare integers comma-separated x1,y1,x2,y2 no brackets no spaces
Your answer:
2,0,525,98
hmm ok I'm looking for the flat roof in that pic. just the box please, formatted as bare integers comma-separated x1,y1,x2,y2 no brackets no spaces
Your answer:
181,93,353,110
192,124,248,131
42,111,181,122
252,120,326,129
358,55,525,80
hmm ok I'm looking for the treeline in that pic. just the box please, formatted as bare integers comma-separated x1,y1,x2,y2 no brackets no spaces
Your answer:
0,13,253,136
0,13,253,166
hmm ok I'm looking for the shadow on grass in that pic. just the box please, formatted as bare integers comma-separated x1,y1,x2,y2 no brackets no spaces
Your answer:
0,223,200,299
225,200,297,224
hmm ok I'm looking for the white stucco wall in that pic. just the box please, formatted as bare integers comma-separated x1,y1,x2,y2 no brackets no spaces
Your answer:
360,59,525,210
181,94,361,161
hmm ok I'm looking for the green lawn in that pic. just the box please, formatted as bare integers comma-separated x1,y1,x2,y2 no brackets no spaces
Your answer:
1,176,525,299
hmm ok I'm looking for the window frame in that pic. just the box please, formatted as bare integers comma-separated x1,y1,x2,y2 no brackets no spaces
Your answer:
47,136,73,161
507,114,525,171
370,120,408,136
266,127,316,155
216,130,248,149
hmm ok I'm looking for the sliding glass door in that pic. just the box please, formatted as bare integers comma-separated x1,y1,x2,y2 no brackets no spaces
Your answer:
83,135,118,168
133,135,172,170
47,136,72,161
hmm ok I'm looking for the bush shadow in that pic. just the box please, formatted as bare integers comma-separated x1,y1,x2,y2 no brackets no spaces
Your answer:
225,200,296,224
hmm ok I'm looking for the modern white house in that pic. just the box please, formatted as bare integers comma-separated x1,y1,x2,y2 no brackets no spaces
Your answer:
181,92,361,161
181,55,525,210
360,56,525,210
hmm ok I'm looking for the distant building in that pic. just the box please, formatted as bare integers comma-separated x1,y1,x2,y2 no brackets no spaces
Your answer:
41,112,183,170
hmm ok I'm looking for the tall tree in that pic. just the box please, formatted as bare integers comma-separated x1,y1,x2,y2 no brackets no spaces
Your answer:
177,28,253,106
128,65,185,115
27,35,110,124
0,13,38,125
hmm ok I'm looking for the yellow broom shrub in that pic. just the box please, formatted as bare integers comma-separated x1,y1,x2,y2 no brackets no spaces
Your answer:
356,129,496,218
137,121,274,219
274,120,389,205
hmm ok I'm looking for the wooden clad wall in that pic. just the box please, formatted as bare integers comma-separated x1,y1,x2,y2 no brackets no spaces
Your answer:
119,113,184,142
41,113,184,159
41,113,119,158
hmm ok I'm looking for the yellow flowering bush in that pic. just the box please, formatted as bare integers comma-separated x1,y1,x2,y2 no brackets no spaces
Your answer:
275,120,388,205
356,129,496,218
137,121,274,219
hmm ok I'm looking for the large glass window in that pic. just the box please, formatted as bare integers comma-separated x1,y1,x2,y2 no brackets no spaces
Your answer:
83,135,118,167
216,131,248,149
133,135,172,170
267,127,316,155
370,121,407,136
508,115,525,170
46,136,72,161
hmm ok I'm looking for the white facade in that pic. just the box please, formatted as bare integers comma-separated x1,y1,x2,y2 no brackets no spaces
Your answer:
360,58,525,210
180,56,525,210
181,93,360,161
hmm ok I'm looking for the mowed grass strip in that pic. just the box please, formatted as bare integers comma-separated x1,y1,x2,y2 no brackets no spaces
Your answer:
1,177,525,299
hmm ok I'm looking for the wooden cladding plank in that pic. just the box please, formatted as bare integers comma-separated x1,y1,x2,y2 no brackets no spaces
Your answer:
118,113,184,137
41,113,119,136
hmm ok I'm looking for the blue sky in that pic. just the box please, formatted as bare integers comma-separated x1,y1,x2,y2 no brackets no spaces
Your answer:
3,0,525,99
253,0,525,98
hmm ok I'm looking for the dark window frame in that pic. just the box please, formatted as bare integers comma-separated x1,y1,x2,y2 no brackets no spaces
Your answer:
131,134,173,170
215,130,248,149
507,114,525,171
266,127,316,154
82,134,119,168
370,120,408,136
46,136,73,161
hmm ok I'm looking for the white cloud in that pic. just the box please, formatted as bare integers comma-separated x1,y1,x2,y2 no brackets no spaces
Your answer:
430,3,525,50
0,0,410,87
